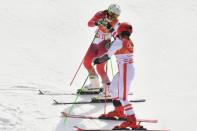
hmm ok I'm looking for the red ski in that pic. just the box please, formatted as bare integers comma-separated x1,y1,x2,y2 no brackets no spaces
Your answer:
61,112,158,123
74,126,170,131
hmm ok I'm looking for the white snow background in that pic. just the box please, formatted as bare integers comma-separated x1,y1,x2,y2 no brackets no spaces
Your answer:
0,0,197,131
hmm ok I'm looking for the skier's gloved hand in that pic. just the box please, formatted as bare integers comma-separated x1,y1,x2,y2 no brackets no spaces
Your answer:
93,54,110,65
95,19,108,27
93,58,100,65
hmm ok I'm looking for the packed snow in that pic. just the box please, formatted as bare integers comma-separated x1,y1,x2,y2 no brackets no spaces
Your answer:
0,0,197,131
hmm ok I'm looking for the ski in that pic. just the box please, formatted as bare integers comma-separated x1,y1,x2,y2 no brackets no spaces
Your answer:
74,126,170,131
61,112,158,123
38,89,133,96
53,98,145,105
38,89,101,95
77,88,103,95
77,88,133,95
38,90,77,95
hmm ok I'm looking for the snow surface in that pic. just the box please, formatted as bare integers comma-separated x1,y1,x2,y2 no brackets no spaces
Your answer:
0,0,197,131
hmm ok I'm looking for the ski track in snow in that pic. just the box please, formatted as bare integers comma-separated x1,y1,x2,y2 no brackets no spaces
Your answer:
0,0,197,131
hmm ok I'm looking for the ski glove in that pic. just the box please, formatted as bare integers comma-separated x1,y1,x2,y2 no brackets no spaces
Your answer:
95,19,114,33
93,54,110,65
95,19,108,27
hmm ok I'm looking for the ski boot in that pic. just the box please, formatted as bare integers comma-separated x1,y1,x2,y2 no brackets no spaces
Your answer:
92,83,111,101
113,115,146,130
77,75,101,94
99,106,126,120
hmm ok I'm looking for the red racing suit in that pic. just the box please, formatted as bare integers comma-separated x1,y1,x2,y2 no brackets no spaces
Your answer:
83,10,119,83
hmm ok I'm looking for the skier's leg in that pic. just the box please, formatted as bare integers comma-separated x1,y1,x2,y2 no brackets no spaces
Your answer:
99,73,125,119
83,44,100,89
109,73,118,99
96,40,110,94
83,44,98,76
96,62,110,96
96,62,110,84
113,64,140,129
118,64,134,103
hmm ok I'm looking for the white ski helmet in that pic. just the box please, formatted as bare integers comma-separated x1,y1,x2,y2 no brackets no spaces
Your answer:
108,4,121,16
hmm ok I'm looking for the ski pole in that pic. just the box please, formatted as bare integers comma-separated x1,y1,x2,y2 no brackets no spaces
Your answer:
110,59,114,77
64,74,89,124
64,66,95,124
69,30,99,87
104,62,108,114
69,59,83,86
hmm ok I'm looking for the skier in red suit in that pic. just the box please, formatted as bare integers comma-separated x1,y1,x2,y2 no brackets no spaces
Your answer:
82,4,121,96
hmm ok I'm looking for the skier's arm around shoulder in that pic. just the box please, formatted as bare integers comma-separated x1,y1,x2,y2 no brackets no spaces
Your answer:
93,38,123,65
87,11,105,27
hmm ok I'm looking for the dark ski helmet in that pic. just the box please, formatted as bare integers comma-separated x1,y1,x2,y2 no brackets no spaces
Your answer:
117,22,132,36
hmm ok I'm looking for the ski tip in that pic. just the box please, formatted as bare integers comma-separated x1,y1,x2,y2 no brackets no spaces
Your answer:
38,90,44,95
61,112,67,116
73,126,82,131
137,119,158,123
53,99,59,104
130,99,146,103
